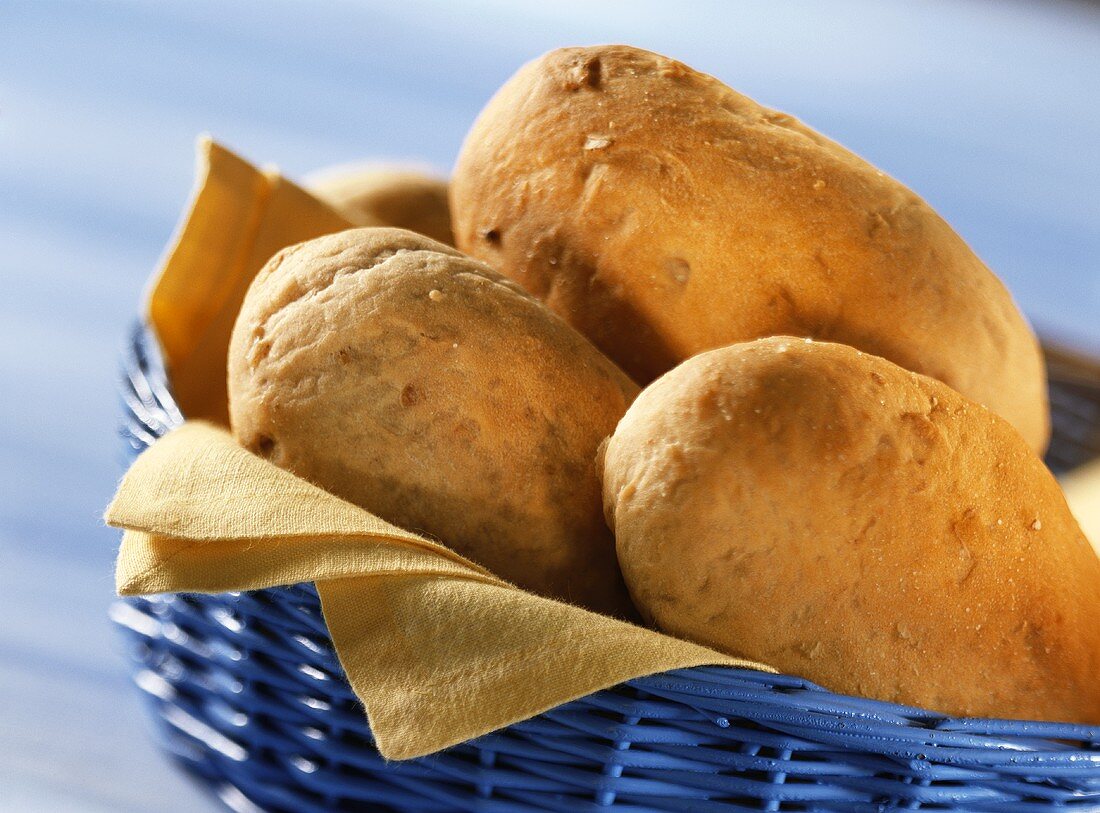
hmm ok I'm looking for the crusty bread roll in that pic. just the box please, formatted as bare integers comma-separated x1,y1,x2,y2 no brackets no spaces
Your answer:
452,44,1049,452
601,337,1100,723
309,166,453,245
229,227,638,617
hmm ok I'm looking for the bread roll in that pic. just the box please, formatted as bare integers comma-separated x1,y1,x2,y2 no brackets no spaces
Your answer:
452,44,1049,452
309,166,453,245
229,227,638,617
601,337,1100,722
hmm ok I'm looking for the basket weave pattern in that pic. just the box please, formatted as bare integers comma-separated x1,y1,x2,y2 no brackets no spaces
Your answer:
115,326,1100,812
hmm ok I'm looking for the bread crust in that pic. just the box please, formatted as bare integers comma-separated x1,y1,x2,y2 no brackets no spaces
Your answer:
229,227,638,617
452,44,1049,452
310,167,453,245
601,337,1100,722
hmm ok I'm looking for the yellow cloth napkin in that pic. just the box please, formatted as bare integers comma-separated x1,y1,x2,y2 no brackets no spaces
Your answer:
146,137,351,425
106,422,766,760
110,137,770,760
1064,458,1100,556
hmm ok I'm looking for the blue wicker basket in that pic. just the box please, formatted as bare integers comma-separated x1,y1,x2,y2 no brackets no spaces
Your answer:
114,325,1100,812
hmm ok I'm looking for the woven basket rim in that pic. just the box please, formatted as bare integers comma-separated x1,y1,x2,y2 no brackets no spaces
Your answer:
116,321,1100,809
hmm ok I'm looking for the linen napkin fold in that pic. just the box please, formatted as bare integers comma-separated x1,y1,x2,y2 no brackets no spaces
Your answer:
106,421,768,760
1064,459,1100,556
146,137,351,426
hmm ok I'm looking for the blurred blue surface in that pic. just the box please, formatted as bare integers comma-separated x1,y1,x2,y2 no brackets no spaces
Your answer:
0,1,1097,809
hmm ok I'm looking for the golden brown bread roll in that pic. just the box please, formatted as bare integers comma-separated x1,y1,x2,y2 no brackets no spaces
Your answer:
309,165,453,245
228,227,638,617
452,44,1049,452
601,336,1100,723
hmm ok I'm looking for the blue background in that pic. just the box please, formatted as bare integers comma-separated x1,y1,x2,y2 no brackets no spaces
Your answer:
1,1,1098,809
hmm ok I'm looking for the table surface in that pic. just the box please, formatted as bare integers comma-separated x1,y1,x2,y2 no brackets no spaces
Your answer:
2,1,1098,810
